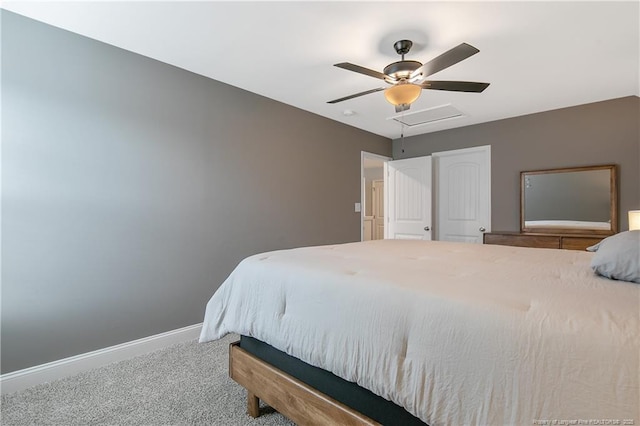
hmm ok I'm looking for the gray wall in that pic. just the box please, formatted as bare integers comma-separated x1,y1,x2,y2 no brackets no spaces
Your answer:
393,96,640,231
1,11,390,373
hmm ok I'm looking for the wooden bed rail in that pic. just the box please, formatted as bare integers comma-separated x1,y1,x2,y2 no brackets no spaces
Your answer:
229,341,381,426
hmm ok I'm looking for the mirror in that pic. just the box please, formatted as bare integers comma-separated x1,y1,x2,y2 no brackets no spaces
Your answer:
521,165,617,235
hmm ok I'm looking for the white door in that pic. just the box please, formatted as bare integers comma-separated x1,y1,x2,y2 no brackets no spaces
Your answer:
385,156,432,240
372,180,384,240
434,146,491,243
363,217,373,241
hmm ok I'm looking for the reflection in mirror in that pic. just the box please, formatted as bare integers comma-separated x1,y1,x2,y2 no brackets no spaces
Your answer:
521,165,617,235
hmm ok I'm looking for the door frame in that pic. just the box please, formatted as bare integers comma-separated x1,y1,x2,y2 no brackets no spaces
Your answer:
361,151,392,241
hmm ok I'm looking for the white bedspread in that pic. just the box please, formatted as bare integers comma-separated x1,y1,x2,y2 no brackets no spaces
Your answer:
200,240,639,425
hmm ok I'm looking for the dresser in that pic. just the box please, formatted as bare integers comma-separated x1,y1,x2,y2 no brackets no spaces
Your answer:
483,231,605,251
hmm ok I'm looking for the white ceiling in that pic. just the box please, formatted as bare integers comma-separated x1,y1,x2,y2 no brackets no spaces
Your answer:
3,1,639,139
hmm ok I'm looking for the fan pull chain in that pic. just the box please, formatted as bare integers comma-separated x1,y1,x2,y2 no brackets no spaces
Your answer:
400,110,406,154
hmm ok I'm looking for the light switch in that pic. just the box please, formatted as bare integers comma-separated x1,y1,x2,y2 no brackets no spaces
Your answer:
354,202,361,213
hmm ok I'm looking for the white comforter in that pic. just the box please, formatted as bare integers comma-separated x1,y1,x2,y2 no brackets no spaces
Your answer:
200,240,639,425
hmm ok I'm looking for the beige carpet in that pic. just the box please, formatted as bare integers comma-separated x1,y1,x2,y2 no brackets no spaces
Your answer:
0,333,295,425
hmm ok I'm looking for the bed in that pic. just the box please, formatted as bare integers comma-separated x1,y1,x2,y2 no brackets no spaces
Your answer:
199,239,639,425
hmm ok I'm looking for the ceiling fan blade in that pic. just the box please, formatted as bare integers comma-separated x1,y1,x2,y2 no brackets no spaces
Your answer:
421,80,490,93
327,87,385,104
334,62,389,81
411,43,480,80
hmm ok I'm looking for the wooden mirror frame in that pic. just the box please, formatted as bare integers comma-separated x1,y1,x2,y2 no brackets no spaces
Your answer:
520,164,618,235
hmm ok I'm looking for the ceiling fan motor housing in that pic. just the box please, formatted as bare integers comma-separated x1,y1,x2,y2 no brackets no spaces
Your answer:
384,60,422,82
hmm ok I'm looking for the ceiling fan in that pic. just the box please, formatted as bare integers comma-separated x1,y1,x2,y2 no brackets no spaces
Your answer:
328,40,490,113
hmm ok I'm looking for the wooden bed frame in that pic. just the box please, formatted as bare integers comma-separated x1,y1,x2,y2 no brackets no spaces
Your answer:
229,341,380,425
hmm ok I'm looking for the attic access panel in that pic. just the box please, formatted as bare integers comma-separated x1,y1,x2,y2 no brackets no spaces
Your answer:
390,104,464,127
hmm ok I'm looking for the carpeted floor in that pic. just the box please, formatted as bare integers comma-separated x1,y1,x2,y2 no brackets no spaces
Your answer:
0,333,295,425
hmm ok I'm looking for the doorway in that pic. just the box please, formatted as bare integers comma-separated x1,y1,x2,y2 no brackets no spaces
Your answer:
361,152,391,241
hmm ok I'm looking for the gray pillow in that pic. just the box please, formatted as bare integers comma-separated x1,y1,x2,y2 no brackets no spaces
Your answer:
588,230,640,283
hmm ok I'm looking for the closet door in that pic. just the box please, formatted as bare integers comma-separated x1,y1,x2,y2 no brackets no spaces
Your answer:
384,156,432,240
433,145,491,243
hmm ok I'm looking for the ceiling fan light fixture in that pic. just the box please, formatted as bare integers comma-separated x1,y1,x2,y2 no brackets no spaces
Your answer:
384,83,422,106
328,40,488,107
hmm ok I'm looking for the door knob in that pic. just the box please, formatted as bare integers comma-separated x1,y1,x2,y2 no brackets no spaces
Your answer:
424,226,430,231
479,227,486,232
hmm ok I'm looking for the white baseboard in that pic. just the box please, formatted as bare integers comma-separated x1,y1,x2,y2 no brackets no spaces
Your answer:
0,323,203,395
